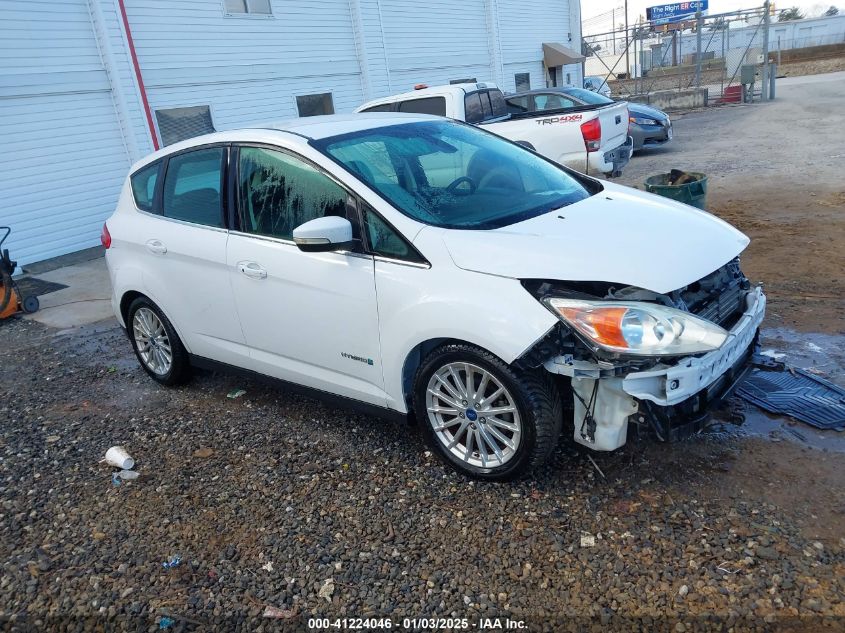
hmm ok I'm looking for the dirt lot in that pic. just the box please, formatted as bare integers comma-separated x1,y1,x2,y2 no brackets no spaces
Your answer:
619,71,845,336
1,73,844,632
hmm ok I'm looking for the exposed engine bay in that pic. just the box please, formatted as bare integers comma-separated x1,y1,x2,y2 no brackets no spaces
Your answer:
519,259,765,450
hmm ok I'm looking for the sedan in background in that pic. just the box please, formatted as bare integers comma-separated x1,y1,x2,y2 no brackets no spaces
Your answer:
505,87,673,152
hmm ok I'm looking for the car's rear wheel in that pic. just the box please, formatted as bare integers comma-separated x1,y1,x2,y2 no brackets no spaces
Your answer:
413,343,562,481
127,296,190,386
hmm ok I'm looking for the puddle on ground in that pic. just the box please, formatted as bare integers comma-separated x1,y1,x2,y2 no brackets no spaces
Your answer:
730,327,845,453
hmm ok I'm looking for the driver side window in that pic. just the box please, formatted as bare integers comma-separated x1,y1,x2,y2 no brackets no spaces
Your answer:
237,146,348,240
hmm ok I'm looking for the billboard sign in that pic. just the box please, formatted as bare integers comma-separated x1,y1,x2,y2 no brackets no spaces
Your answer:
646,0,708,25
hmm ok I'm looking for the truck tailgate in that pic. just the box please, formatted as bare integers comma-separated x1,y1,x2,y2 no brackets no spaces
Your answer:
595,101,630,150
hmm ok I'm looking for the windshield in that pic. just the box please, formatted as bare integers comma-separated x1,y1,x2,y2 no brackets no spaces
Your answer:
564,87,613,105
312,120,593,230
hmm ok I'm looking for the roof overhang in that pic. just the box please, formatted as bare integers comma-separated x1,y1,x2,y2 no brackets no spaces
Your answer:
542,42,585,67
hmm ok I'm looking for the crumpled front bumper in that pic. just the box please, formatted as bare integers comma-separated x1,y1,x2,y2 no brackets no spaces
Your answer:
622,286,766,406
544,286,766,450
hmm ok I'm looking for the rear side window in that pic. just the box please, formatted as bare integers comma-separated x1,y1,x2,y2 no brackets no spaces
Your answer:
361,103,394,113
162,147,225,227
130,161,160,211
397,97,446,116
464,93,483,123
465,90,506,123
506,95,530,114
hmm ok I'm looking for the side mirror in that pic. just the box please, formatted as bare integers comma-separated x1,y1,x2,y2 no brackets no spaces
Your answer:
292,216,354,253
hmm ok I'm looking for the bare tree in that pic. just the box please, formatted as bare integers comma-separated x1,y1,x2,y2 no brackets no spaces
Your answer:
778,6,806,21
824,5,839,15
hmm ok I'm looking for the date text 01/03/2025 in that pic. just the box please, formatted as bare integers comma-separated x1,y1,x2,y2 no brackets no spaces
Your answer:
307,617,528,630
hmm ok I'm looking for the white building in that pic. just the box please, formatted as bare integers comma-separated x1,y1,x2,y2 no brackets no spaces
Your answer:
0,0,583,266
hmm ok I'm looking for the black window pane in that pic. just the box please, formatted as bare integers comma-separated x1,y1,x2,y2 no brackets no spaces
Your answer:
515,73,531,92
130,161,159,211
464,93,483,123
489,90,508,118
479,92,493,120
296,93,334,117
247,0,271,13
397,97,446,116
362,103,394,113
506,95,529,114
162,148,224,227
238,147,347,240
450,78,477,84
155,106,215,146
223,0,247,12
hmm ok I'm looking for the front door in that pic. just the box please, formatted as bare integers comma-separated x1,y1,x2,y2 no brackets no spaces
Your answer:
226,145,387,406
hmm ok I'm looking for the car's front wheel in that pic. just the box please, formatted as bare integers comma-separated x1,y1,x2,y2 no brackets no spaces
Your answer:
413,343,562,480
127,296,191,386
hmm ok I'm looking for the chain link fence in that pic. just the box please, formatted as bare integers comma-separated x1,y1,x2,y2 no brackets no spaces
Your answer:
580,3,844,104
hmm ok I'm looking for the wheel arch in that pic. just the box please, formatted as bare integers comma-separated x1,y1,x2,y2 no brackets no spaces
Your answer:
401,337,512,412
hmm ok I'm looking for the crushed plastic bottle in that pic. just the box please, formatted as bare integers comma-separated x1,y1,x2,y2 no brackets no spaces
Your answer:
162,555,182,569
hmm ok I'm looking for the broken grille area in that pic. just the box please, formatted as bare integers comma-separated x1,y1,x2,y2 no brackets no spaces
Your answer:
680,258,749,329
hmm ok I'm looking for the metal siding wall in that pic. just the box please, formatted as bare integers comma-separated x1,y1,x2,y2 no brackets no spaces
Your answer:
123,0,364,131
378,0,494,92
497,0,581,90
0,0,134,265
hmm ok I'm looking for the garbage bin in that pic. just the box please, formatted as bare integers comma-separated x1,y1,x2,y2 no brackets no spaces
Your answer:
644,172,708,210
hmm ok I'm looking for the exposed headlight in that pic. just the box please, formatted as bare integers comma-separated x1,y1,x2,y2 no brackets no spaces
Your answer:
629,116,659,126
545,298,728,356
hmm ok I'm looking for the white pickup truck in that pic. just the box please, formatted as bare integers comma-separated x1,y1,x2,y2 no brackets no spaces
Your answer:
355,82,633,177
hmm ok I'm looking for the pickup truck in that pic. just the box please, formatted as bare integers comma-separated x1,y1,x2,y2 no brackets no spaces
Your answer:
355,82,633,177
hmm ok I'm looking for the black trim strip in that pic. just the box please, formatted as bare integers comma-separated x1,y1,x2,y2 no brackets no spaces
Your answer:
189,355,411,425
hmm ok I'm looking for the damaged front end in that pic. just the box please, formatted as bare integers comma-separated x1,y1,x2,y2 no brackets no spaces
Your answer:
520,259,766,450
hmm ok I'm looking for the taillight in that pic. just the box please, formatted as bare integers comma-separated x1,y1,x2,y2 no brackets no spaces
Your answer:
101,222,112,249
580,118,601,152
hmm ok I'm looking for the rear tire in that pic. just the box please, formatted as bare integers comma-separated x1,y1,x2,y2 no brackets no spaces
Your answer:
127,296,191,386
413,343,562,481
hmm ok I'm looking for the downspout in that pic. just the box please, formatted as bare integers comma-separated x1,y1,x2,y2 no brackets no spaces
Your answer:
116,0,159,150
374,0,393,93
86,0,140,162
348,0,373,102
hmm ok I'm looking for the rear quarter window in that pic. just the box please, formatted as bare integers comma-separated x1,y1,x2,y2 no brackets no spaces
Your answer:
130,161,161,211
397,97,447,116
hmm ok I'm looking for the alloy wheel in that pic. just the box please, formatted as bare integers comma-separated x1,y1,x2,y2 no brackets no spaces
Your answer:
426,362,522,468
132,307,173,376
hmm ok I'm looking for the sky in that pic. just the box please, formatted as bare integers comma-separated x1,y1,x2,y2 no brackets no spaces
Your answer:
582,0,840,33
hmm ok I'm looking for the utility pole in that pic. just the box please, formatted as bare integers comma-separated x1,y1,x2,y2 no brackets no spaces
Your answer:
624,0,630,77
761,0,771,100
694,9,703,87
612,8,616,54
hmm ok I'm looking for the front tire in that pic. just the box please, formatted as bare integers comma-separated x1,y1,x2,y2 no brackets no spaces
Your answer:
127,296,191,386
413,343,562,481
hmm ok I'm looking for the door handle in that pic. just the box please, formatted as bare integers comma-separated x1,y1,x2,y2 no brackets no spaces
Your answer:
238,261,267,280
146,239,167,255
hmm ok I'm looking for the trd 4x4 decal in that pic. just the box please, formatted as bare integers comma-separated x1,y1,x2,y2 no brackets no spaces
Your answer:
536,114,584,125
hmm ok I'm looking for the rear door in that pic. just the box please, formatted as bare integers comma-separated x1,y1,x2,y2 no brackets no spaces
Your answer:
226,145,387,406
131,145,247,365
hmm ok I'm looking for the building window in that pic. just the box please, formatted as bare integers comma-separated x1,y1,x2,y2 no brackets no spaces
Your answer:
223,0,272,15
155,106,215,147
450,78,477,85
515,73,530,92
296,93,334,117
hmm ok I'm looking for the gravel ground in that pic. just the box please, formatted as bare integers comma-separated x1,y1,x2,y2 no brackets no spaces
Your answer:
2,317,844,632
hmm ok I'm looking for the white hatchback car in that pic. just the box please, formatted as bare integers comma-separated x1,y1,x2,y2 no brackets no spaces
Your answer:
104,113,765,480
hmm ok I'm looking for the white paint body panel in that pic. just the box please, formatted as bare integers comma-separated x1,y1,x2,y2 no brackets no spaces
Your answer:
106,121,760,451
441,180,750,295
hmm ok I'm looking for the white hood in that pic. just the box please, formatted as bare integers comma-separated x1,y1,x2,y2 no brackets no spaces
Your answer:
435,182,750,294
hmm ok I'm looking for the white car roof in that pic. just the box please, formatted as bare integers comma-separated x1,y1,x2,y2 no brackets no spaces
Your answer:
356,82,500,111
130,112,436,172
